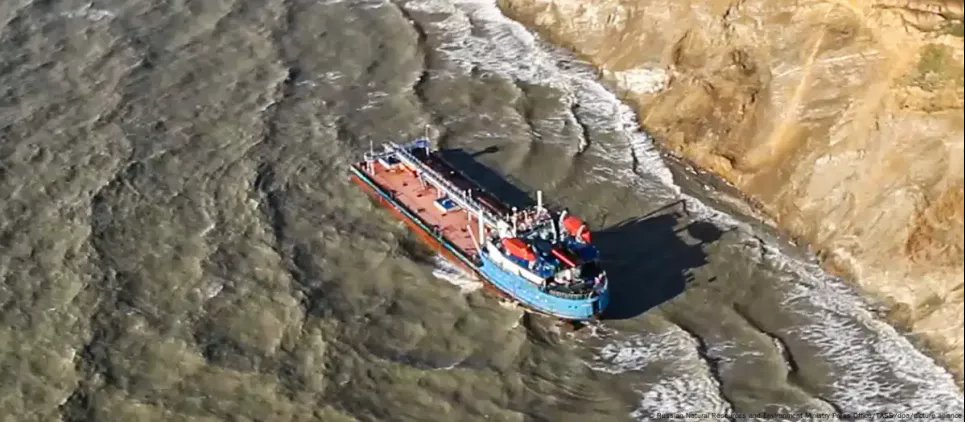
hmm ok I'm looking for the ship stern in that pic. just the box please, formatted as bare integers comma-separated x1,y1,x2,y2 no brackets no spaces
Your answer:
593,282,610,319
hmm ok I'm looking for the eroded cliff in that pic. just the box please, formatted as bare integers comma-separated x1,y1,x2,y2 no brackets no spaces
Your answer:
498,0,965,380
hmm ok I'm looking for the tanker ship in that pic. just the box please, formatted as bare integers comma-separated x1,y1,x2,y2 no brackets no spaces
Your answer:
349,138,609,321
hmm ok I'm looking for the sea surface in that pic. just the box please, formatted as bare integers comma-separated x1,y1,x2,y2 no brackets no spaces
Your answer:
1,0,963,421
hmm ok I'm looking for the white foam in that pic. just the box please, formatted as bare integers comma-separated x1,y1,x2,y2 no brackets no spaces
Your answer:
62,3,116,22
401,0,678,202
588,327,732,418
589,330,687,374
359,90,392,112
202,280,224,300
431,255,482,294
769,240,965,413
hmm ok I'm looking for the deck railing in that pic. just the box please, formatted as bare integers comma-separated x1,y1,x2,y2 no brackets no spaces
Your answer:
384,141,503,230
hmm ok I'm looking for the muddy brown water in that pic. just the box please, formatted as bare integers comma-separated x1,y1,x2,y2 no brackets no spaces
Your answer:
1,1,962,421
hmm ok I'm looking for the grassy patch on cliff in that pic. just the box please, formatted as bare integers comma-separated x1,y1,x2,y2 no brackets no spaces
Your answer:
942,19,964,38
909,44,964,92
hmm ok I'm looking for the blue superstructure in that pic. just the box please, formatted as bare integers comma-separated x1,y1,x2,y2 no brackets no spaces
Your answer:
479,251,608,321
476,209,609,320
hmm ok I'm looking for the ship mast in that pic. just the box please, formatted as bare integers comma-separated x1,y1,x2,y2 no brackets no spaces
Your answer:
478,209,485,245
511,207,518,236
557,208,567,243
366,140,375,173
423,125,431,156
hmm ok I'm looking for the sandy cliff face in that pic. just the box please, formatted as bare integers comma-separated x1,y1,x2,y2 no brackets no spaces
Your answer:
499,0,965,379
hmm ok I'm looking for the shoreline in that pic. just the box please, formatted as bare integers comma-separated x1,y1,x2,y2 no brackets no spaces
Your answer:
494,0,964,387
659,138,964,391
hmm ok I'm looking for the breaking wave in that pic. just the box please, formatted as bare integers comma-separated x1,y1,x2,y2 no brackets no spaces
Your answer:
431,255,483,293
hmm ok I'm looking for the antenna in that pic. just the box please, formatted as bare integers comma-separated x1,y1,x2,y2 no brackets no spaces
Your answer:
423,125,432,154
558,209,568,242
478,209,485,242
511,207,518,236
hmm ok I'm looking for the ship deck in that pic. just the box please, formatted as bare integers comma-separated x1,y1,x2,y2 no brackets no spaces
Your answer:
366,158,488,259
352,144,606,320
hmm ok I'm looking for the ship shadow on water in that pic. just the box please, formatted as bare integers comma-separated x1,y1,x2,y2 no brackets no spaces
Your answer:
596,201,722,320
435,148,721,321
436,147,535,210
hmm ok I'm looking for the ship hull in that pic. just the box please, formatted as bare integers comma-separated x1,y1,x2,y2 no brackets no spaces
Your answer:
350,164,605,321
478,252,606,321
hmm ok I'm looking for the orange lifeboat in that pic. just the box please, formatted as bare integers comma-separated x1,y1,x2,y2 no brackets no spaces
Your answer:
562,215,592,243
501,238,537,261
